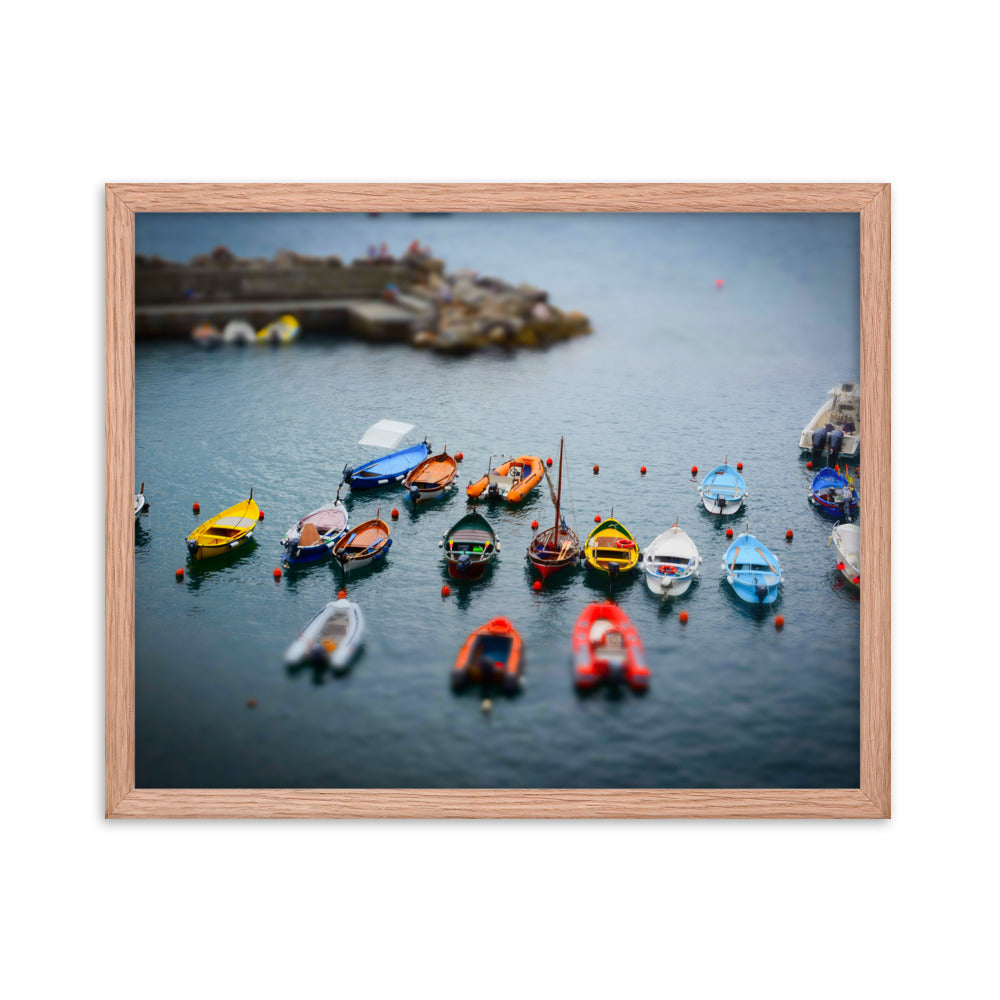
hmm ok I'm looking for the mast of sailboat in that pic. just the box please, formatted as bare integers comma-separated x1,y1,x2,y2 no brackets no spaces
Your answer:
553,437,564,539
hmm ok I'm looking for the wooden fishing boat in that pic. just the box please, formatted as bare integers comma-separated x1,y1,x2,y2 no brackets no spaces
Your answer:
403,451,458,503
222,319,255,345
134,482,147,523
256,313,300,343
451,617,523,694
527,437,580,579
722,528,784,604
642,523,701,597
829,522,861,586
280,499,349,567
466,454,544,504
572,602,650,691
583,515,640,579
186,491,260,561
342,419,430,491
799,382,860,461
284,597,365,673
329,515,392,572
809,466,859,520
440,511,499,580
699,461,747,515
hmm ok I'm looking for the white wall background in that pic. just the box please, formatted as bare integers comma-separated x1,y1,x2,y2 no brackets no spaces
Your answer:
2,2,995,996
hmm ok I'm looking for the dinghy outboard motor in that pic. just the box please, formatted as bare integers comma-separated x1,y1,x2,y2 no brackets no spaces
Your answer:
812,426,829,465
606,660,626,685
716,494,727,513
457,552,472,576
309,644,327,666
341,465,353,486
829,427,845,465
186,539,198,555
754,577,769,603
408,484,420,502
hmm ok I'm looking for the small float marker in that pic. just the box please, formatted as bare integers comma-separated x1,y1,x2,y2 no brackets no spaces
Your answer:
532,580,542,591
192,502,200,513
679,611,689,624
726,527,734,538
273,567,282,579
736,462,743,471
546,457,553,466
715,278,724,288
786,529,794,541
338,589,347,599
441,585,451,597
594,515,602,523
853,576,861,585
775,616,785,629
531,520,539,530
246,698,258,709
640,466,647,475
391,508,399,520
691,465,698,477
807,461,813,469
175,567,184,580
456,452,463,462
258,510,265,520
593,464,599,474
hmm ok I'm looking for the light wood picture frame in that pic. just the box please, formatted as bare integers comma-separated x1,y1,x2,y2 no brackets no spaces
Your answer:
106,183,890,818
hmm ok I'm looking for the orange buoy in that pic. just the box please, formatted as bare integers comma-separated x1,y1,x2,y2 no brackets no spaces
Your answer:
593,464,599,474
532,580,542,591
441,585,450,597
531,520,539,530
775,616,785,629
338,589,347,599
715,278,724,288
192,502,200,513
246,698,258,709
726,527,733,538
546,457,553,466
691,465,698,476
736,462,743,471
258,510,264,520
785,529,794,541
594,515,601,523
391,508,399,519
175,568,184,579
456,452,463,462
640,466,647,474
273,567,281,579
679,611,689,624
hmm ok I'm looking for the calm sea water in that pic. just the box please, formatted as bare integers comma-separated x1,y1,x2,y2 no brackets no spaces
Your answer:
135,212,860,788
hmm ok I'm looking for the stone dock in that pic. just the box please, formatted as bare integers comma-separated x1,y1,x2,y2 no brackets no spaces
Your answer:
135,247,591,353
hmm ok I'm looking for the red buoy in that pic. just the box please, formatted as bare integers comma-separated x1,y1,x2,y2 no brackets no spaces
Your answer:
594,515,601,523
246,698,257,709
441,585,450,597
837,563,846,572
853,575,860,585
391,508,399,519
532,580,542,591
192,502,200,513
715,278,724,288
593,464,599,474
175,567,184,579
273,567,281,579
775,616,785,629
338,589,347,599
258,510,264,520
546,457,553,466
456,452,463,462
736,462,743,471
691,465,698,476
531,520,539,530
679,611,689,624
640,466,647,474
807,461,813,469
726,527,733,538
786,529,794,541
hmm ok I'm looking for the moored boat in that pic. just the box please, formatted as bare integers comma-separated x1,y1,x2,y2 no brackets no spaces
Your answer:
451,617,523,694
440,511,499,580
403,451,458,503
191,322,221,349
572,602,650,691
527,437,580,579
583,515,640,580
186,491,260,561
256,313,300,344
134,482,147,523
342,419,431,491
466,454,544,505
280,499,349,567
722,528,784,604
699,461,747,515
284,597,365,673
829,522,861,586
809,466,859,520
642,523,701,597
222,319,256,345
330,515,392,573
799,382,860,461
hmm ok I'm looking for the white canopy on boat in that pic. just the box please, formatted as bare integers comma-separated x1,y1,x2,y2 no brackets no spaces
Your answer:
358,419,415,448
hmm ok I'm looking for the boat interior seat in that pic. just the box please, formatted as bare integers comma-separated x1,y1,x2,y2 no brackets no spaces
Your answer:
299,523,321,547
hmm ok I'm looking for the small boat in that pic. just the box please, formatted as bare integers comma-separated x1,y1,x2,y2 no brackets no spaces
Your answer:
451,617,523,694
134,482,147,523
466,454,544,505
799,382,860,462
527,437,580,579
572,602,650,691
190,322,221,349
342,419,431,491
440,511,499,580
222,319,256,345
829,522,861,586
699,461,748,515
583,515,640,580
186,490,259,561
402,450,458,503
284,597,365,673
280,499,349,567
722,528,784,604
256,313,300,344
642,523,701,597
329,515,392,573
809,466,859,519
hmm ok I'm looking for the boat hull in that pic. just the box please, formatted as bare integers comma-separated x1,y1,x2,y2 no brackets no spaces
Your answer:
643,567,696,597
726,574,781,604
700,496,745,516
188,532,255,561
445,557,492,581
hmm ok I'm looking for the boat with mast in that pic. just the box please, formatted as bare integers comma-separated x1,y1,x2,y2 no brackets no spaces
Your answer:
526,437,580,580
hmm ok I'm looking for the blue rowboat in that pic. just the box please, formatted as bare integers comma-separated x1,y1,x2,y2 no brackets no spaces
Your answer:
280,500,349,567
722,530,783,604
809,467,859,520
699,462,747,515
341,419,430,491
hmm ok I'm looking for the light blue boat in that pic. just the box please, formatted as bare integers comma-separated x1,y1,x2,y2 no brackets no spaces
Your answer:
699,461,747,515
341,419,430,491
722,530,783,604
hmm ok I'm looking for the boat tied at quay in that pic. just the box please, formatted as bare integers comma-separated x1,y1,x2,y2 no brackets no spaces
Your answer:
809,466,859,520
829,522,861,587
341,419,430,491
800,382,860,462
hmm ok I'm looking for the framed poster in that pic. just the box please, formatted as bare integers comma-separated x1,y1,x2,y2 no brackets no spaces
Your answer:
107,183,889,817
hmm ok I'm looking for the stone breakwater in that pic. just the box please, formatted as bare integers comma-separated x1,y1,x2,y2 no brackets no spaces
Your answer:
135,246,591,353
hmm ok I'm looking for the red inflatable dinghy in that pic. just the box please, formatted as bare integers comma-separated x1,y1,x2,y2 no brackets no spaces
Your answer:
572,602,650,691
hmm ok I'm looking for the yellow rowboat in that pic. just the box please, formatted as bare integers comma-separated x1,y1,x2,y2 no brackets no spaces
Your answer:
257,314,300,344
584,516,640,578
186,491,260,561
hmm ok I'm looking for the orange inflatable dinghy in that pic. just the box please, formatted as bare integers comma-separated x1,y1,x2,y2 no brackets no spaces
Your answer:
466,455,543,505
451,616,523,694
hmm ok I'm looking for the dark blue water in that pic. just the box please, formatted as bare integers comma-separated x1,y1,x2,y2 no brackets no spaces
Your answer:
135,212,860,788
